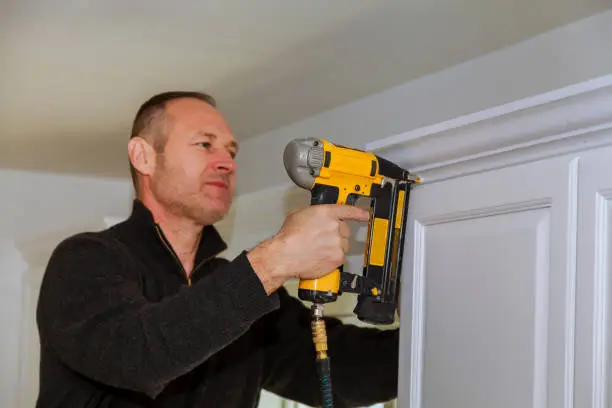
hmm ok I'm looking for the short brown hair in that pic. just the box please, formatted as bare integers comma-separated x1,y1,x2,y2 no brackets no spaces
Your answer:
128,91,217,190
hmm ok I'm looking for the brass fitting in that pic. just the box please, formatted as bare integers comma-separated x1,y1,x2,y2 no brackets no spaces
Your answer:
311,303,328,359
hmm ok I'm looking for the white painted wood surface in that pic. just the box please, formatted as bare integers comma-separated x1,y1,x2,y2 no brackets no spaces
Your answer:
398,154,579,408
394,144,612,408
377,75,612,408
573,147,612,408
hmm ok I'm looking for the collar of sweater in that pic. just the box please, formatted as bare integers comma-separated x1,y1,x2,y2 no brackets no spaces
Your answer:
124,198,229,268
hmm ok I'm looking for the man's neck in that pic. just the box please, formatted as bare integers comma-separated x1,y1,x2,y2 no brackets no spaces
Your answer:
141,197,202,277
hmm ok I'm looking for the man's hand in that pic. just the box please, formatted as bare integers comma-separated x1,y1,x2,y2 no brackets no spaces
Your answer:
247,204,369,295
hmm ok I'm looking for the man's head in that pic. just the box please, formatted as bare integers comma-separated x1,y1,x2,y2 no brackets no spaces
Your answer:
128,91,238,226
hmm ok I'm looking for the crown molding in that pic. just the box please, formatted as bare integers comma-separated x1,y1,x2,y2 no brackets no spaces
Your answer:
365,73,612,184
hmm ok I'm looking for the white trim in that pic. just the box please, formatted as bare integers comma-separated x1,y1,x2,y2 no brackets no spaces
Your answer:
564,158,580,408
366,73,612,151
592,191,611,408
364,73,612,183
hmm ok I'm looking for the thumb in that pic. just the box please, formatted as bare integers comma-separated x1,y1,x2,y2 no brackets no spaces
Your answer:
331,204,370,221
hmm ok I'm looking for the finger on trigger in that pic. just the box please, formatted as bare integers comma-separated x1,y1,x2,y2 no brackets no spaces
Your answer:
336,204,369,221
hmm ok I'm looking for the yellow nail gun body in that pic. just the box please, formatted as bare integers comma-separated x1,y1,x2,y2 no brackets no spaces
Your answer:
283,138,420,325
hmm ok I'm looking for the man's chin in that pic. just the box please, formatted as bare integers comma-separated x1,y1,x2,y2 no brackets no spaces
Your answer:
200,203,231,225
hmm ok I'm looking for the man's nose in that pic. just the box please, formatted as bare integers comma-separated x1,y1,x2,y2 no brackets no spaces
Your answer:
211,151,237,172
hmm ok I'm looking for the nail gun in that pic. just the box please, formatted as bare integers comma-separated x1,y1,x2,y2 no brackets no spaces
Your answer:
283,138,420,407
283,137,420,324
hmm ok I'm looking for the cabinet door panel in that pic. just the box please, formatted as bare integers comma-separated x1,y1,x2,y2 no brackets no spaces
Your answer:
399,155,579,408
574,145,612,408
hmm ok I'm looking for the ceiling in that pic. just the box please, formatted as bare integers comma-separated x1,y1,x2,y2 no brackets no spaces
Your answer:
1,0,610,179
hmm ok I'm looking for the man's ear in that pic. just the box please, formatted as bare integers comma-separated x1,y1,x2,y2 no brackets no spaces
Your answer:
128,137,156,177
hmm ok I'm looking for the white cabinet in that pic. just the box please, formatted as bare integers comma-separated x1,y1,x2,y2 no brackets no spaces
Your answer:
397,144,612,408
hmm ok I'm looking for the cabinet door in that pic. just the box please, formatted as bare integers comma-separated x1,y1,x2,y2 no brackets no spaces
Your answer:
574,145,612,408
398,154,579,408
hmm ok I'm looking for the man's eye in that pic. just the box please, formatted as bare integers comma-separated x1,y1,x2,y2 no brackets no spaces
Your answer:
197,142,211,148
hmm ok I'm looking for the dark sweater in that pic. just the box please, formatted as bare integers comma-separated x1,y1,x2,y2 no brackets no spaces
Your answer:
36,199,399,407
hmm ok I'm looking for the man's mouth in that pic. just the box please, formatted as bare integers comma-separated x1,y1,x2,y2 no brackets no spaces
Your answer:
206,180,229,189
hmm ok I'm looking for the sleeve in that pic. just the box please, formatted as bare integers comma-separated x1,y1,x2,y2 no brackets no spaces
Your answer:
260,286,399,407
36,234,280,398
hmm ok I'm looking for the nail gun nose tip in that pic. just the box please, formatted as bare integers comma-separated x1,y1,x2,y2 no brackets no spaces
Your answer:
405,173,421,183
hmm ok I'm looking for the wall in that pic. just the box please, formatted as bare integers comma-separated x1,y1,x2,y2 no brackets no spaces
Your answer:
0,241,28,408
0,169,133,408
234,8,612,196
0,169,133,243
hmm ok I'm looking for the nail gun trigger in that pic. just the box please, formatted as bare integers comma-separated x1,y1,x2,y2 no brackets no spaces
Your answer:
346,194,359,206
351,275,358,289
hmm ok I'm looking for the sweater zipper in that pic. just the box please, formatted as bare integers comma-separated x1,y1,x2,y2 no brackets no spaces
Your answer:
154,224,214,286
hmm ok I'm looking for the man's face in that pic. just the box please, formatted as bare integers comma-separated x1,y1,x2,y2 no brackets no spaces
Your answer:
149,98,238,226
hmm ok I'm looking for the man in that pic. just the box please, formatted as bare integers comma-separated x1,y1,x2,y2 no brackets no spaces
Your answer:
36,91,400,407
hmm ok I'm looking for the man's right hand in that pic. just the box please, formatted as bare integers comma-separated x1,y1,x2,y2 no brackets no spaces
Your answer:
247,204,369,295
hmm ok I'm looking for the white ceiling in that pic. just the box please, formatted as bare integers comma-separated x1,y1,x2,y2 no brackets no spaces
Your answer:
1,0,610,178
